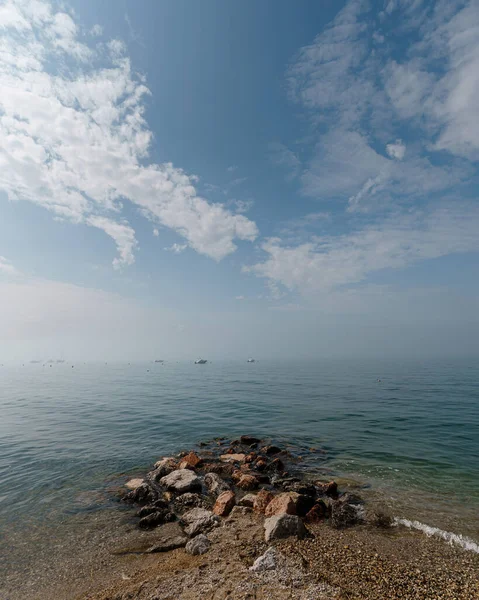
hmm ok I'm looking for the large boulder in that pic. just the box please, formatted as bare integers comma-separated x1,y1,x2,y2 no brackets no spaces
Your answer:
264,514,309,542
204,472,230,496
185,534,211,555
181,508,220,537
213,490,236,516
159,469,201,494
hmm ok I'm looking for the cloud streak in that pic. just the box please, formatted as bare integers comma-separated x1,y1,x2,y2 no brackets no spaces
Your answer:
0,0,258,267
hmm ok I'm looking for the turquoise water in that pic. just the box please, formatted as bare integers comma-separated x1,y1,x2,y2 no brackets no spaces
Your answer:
1,359,478,551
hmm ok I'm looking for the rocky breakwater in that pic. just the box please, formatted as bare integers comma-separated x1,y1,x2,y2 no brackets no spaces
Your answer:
120,435,367,556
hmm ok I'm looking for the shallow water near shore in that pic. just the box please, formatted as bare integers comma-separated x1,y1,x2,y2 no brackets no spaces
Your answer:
1,358,479,592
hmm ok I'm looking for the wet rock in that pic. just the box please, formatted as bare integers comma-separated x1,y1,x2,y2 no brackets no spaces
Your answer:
220,453,246,463
138,509,175,529
206,462,236,477
240,435,261,445
265,458,285,473
204,472,230,497
262,445,282,455
282,481,317,497
338,492,364,505
172,492,206,513
185,534,211,555
250,547,278,572
213,490,236,516
137,500,169,517
181,508,220,537
125,478,144,490
236,474,259,490
123,482,158,505
315,480,338,497
244,452,258,464
295,494,316,517
265,492,298,517
238,493,256,507
254,459,267,471
146,522,188,553
179,452,202,470
253,489,274,514
264,514,309,542
305,500,328,523
330,500,362,528
159,469,201,494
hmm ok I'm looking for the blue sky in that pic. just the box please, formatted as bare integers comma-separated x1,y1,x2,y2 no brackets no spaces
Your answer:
1,0,479,361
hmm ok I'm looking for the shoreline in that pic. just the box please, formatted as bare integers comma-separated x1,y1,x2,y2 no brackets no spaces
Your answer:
2,436,479,600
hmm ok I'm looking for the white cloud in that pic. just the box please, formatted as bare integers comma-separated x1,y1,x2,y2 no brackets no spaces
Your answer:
386,140,406,160
90,24,103,37
227,165,237,172
164,243,188,254
0,256,18,275
245,205,479,295
232,199,254,214
153,228,159,237
235,295,245,300
0,0,258,268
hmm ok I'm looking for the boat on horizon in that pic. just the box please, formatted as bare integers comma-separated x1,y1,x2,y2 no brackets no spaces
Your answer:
194,358,208,364
247,358,256,363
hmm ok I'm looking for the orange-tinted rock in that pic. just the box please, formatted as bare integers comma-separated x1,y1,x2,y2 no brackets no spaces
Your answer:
220,453,246,463
316,481,338,497
255,459,267,471
253,489,274,514
244,452,258,463
237,474,259,490
213,491,236,516
265,492,298,517
179,452,202,470
305,501,328,523
232,469,243,483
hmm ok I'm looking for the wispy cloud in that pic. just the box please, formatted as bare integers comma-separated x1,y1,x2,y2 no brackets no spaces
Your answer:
269,142,301,181
164,243,188,254
0,256,18,275
0,0,258,268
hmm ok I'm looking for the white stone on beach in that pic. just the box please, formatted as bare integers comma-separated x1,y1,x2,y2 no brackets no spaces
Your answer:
159,469,201,494
250,546,278,572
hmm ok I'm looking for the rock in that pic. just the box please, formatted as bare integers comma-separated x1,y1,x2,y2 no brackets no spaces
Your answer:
137,500,169,517
238,494,256,507
123,482,158,505
185,534,211,555
253,489,274,514
179,452,202,470
146,522,187,553
250,547,278,572
240,435,261,445
264,514,309,542
220,453,246,463
305,501,328,523
204,472,230,496
338,492,364,505
172,493,206,512
159,469,201,494
265,457,285,473
125,478,144,490
206,462,236,477
295,494,316,517
282,481,317,497
262,445,282,455
237,474,259,490
254,459,267,471
265,492,298,517
153,457,177,476
330,500,362,528
213,490,236,516
138,509,175,529
181,508,220,537
229,505,252,517
244,452,258,463
315,480,338,497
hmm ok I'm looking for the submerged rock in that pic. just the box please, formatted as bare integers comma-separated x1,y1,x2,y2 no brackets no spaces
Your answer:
185,534,211,555
138,509,175,529
159,469,201,494
137,500,169,517
146,523,188,553
125,478,144,490
213,490,236,516
240,435,261,445
264,514,309,542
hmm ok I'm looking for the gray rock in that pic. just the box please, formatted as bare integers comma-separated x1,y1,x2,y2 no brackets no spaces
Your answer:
185,534,211,555
172,492,206,512
204,472,230,496
123,482,158,505
250,547,278,572
181,508,220,537
228,505,252,518
330,501,363,528
138,509,175,529
159,469,201,494
238,494,256,507
264,514,309,542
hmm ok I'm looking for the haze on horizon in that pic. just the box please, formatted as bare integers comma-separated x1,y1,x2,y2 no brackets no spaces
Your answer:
1,0,479,363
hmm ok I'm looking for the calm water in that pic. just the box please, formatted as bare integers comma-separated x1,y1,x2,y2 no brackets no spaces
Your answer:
1,359,479,565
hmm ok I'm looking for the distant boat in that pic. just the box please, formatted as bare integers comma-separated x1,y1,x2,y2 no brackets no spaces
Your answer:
247,358,256,363
194,358,207,364
154,359,164,363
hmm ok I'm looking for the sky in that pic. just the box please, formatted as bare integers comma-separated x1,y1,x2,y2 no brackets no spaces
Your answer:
1,0,479,361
